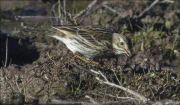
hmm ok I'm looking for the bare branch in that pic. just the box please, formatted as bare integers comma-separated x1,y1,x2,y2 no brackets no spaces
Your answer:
160,0,174,14
85,95,98,104
73,0,97,19
135,0,174,19
4,38,8,67
103,2,124,17
51,1,59,23
73,63,149,104
91,69,148,104
58,0,63,25
63,0,66,24
160,0,174,3
134,0,159,19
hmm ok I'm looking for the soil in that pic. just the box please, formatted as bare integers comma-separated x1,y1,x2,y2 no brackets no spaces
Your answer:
0,0,180,104
1,28,180,104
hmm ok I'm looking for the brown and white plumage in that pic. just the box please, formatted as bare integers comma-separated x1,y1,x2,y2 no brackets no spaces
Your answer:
50,25,131,59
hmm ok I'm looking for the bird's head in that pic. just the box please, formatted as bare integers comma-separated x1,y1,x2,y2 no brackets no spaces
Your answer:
112,33,131,57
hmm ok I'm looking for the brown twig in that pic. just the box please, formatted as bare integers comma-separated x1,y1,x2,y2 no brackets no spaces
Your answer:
160,0,174,14
73,0,97,19
85,95,98,104
134,0,159,19
4,38,8,67
91,69,149,104
63,0,67,24
58,0,63,25
134,0,174,19
103,1,124,17
160,0,174,3
73,63,149,104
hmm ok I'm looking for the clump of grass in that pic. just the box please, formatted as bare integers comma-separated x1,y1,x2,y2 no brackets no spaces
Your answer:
11,28,21,37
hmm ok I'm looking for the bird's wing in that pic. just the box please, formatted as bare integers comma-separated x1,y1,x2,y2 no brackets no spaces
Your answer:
51,25,113,48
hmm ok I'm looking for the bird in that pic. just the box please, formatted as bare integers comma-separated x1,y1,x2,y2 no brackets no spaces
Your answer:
49,25,131,65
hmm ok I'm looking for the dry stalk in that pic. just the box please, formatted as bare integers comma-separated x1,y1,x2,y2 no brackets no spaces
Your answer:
85,95,98,104
73,0,97,19
58,0,63,25
134,0,159,19
93,70,148,104
63,0,66,24
4,38,8,67
73,63,149,104
103,2,124,17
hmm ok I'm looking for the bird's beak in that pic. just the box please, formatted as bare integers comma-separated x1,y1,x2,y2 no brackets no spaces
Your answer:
124,49,131,57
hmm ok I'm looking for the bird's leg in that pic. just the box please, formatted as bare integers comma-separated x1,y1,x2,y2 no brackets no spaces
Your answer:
87,59,100,66
73,53,116,71
73,53,100,66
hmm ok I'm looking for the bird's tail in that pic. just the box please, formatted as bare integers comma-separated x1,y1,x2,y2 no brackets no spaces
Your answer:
21,26,58,36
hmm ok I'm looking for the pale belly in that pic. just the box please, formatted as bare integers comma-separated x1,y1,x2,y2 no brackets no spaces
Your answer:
52,36,100,58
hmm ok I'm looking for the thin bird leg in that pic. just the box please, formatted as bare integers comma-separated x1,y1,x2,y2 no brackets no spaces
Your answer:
73,53,115,71
88,59,100,66
73,53,100,66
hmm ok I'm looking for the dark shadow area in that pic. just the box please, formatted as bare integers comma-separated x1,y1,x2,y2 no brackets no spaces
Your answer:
0,32,39,67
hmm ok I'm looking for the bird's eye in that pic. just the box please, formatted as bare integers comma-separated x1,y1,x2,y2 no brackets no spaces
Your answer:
120,42,124,45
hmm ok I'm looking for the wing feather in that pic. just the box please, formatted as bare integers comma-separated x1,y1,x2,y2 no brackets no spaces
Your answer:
51,25,114,48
